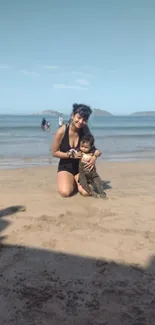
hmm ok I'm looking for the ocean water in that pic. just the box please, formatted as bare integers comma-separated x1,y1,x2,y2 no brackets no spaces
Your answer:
0,114,155,169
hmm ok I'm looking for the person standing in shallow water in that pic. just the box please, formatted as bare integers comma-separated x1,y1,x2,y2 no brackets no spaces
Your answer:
52,103,101,197
58,114,64,128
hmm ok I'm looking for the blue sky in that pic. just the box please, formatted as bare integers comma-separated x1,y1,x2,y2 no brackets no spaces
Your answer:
0,0,155,115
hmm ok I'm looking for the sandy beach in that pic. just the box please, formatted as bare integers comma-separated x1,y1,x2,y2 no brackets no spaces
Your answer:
1,161,155,324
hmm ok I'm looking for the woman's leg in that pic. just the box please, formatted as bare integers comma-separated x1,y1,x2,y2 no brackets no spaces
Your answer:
74,174,90,197
57,171,76,197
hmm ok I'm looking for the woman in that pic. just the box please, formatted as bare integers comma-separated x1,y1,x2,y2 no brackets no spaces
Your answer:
52,103,101,197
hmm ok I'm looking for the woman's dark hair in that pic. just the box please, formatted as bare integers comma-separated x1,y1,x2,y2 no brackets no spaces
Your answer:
72,103,92,120
80,133,95,147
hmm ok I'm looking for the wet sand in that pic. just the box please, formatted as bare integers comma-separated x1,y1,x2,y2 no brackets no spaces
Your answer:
1,162,155,324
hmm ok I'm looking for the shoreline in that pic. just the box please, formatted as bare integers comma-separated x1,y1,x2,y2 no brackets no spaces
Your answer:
1,156,155,170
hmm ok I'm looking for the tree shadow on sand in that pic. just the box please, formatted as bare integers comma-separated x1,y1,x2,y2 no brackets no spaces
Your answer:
0,209,155,325
0,205,26,218
0,206,26,243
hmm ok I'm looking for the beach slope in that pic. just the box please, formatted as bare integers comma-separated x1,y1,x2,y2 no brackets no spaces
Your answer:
1,162,155,324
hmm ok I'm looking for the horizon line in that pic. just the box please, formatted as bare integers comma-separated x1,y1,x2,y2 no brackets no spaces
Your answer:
0,111,155,116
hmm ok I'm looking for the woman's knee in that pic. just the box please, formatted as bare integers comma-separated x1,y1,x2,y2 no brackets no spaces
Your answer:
58,187,73,197
57,171,75,197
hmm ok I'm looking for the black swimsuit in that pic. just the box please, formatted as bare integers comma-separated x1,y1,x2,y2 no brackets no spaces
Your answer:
58,124,84,176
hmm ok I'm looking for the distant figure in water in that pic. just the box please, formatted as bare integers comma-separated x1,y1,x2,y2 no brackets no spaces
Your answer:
41,117,47,130
46,121,50,130
41,117,50,131
58,114,64,128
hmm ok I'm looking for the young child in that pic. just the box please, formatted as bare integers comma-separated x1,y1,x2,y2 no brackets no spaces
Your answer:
78,134,107,199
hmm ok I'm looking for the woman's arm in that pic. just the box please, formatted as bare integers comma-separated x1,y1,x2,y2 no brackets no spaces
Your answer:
52,125,70,159
94,148,102,158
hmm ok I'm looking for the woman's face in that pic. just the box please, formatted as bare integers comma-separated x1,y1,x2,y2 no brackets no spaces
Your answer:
72,113,88,129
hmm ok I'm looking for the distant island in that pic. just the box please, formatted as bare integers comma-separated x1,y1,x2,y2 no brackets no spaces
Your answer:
32,110,60,116
131,111,155,116
32,108,113,117
93,109,112,116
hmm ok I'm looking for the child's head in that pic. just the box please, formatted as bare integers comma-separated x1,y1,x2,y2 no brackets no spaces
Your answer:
80,134,95,153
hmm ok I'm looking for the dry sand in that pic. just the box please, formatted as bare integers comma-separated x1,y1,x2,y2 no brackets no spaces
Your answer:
1,161,155,324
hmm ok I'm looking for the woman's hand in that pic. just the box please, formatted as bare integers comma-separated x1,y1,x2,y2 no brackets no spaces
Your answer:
67,149,82,159
84,155,96,171
73,151,82,159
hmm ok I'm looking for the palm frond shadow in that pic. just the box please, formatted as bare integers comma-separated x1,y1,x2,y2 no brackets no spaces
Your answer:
0,205,26,218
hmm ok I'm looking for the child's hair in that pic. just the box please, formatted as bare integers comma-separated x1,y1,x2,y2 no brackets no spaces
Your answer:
80,133,95,147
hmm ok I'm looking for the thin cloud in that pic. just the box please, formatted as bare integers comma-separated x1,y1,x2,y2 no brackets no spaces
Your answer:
53,84,88,90
19,69,40,77
76,79,90,86
44,65,58,69
72,71,85,75
0,64,10,69
72,71,94,78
